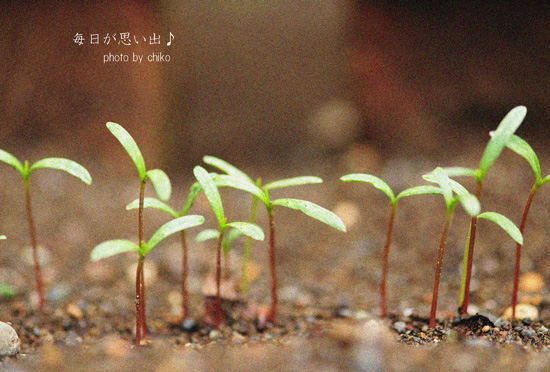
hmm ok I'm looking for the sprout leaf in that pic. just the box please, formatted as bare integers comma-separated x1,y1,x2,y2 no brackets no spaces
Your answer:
272,198,346,232
31,158,92,185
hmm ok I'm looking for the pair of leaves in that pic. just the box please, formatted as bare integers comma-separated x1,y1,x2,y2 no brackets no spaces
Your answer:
196,223,265,253
0,149,92,185
106,122,171,201
91,215,205,260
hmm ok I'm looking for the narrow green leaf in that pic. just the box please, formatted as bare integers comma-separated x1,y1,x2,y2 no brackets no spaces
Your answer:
106,122,147,180
227,222,265,241
181,182,203,215
203,155,253,183
195,229,220,242
395,185,442,201
500,134,541,182
340,174,395,202
226,228,247,244
0,149,23,173
213,174,267,203
441,167,477,178
272,198,346,232
0,283,14,298
126,197,178,217
30,158,92,185
91,239,139,261
145,215,205,254
423,168,453,207
457,193,480,217
478,106,527,181
194,166,225,227
264,176,323,191
540,174,550,186
477,211,523,245
146,169,172,201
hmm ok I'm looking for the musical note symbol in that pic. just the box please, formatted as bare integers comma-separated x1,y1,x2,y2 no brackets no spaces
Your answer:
167,32,174,46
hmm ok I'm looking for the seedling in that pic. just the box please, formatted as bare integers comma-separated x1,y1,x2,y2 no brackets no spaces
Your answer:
340,173,442,317
210,169,346,323
498,134,550,319
91,215,204,345
442,106,527,315
105,122,171,342
126,181,202,320
0,149,91,310
193,166,264,327
424,169,522,326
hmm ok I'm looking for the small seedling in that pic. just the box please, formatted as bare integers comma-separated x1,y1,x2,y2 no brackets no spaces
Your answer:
498,133,550,320
340,173,442,317
424,169,523,326
126,181,202,320
105,122,171,343
210,169,346,323
91,215,204,345
193,166,264,327
0,149,91,310
442,106,527,315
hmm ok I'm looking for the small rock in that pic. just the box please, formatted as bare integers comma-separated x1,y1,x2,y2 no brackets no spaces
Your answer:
519,272,545,293
481,325,491,333
66,303,83,319
181,318,199,333
231,332,246,344
521,328,536,339
540,326,549,334
209,330,222,340
502,303,539,320
0,322,19,357
393,321,407,334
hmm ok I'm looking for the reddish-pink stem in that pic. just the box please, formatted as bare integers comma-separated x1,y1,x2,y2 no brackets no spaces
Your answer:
380,204,397,318
267,207,278,323
430,212,452,328
215,232,225,327
180,230,189,320
25,179,45,311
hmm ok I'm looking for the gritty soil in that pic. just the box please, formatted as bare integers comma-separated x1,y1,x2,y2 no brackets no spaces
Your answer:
2,129,550,371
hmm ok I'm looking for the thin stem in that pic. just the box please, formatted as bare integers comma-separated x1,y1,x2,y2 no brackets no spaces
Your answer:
223,248,230,280
240,178,261,294
459,181,483,315
215,230,226,327
137,180,147,342
180,230,189,320
380,203,397,318
25,178,45,311
140,261,147,338
512,182,538,320
430,211,453,328
267,207,277,323
135,255,144,346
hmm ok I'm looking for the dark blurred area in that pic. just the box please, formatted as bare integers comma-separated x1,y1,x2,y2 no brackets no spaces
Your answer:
1,1,550,174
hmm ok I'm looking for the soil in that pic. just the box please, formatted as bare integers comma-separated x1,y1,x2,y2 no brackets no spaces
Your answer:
2,129,550,371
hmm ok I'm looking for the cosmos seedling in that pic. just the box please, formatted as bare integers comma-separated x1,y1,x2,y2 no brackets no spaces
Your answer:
499,133,550,320
126,181,202,320
424,169,522,327
0,149,91,310
105,122,171,343
442,106,527,315
340,173,441,317
193,166,264,327
91,215,204,346
209,167,346,323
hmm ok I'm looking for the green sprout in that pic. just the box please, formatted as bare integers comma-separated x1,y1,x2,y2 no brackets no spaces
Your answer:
104,122,172,344
126,181,202,321
340,173,442,317
442,106,527,315
207,163,346,323
0,149,91,310
193,166,264,327
498,133,550,320
91,215,204,346
424,169,522,326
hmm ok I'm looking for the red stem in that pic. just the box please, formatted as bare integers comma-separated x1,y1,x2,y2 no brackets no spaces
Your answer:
512,183,537,320
380,204,397,318
430,212,453,328
25,179,45,311
215,231,225,327
267,207,277,323
135,256,144,346
181,230,189,320
136,180,147,344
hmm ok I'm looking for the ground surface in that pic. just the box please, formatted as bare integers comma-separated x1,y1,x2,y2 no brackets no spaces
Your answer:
2,128,550,371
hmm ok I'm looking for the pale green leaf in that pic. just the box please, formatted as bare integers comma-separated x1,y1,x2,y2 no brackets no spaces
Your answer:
181,182,202,215
395,185,442,201
195,229,220,242
477,211,523,245
194,166,225,227
0,236,5,240
91,239,139,261
126,197,178,217
227,222,264,241
30,158,92,185
423,168,453,207
264,176,323,191
441,167,477,178
500,134,541,182
340,174,395,202
203,155,253,183
540,174,550,186
213,174,267,203
106,122,147,180
0,149,23,173
457,193,480,217
272,198,346,232
145,215,205,255
478,106,527,181
0,283,14,298
226,228,247,244
146,169,171,201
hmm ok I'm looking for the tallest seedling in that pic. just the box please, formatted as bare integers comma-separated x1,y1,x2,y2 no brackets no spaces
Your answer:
0,149,92,310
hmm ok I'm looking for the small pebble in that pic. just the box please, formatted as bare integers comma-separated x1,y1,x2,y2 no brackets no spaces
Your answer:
519,272,545,293
481,325,491,333
66,303,83,319
209,330,222,340
540,326,549,334
502,303,539,320
181,318,199,333
0,322,19,357
521,328,536,339
393,321,407,334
